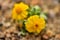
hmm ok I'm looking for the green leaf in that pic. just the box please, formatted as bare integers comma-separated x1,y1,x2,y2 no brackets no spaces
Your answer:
27,5,41,17
40,13,47,20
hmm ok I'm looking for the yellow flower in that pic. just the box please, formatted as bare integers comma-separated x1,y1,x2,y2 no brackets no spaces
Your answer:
25,15,45,33
12,2,29,20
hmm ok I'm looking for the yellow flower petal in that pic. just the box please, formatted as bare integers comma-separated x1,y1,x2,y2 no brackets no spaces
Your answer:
12,2,29,20
25,15,45,33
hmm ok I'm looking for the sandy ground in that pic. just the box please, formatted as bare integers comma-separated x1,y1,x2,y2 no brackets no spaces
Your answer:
0,0,60,40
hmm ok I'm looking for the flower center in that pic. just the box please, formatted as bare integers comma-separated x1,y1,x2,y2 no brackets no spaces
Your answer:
35,24,38,27
16,8,22,14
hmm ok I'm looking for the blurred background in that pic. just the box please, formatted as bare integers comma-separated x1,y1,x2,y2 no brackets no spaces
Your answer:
0,0,60,40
